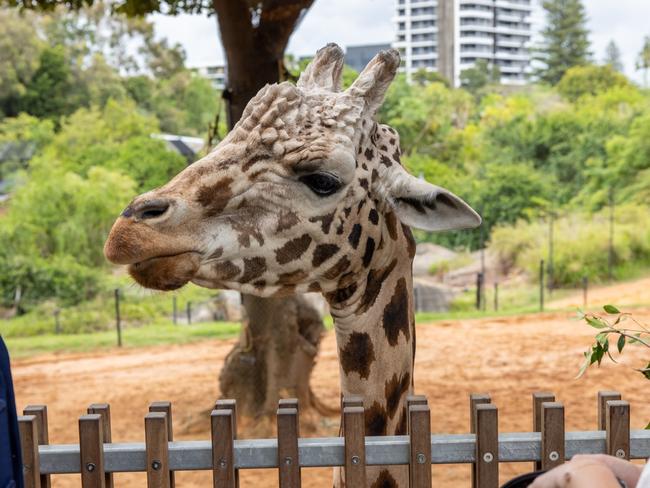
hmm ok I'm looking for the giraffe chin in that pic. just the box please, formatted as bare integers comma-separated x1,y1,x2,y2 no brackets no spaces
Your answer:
128,252,201,291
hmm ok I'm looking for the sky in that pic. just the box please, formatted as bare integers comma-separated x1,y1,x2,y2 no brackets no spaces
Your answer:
152,0,649,84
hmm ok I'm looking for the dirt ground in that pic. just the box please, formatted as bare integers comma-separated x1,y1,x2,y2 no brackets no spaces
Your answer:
11,283,650,487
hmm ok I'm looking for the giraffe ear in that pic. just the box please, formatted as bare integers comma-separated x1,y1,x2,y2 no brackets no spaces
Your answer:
297,43,345,92
387,170,481,232
346,49,400,117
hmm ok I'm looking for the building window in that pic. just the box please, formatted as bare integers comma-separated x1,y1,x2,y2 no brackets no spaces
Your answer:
412,20,435,28
411,7,435,15
412,32,436,41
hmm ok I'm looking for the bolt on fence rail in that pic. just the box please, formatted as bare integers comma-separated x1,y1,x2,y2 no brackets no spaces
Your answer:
19,391,650,488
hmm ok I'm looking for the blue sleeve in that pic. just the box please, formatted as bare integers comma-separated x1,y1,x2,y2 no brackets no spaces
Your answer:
0,336,23,488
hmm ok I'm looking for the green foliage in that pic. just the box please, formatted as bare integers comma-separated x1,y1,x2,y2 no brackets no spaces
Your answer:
490,204,650,286
577,307,649,417
557,64,631,102
535,0,591,85
637,36,650,87
18,46,74,121
0,9,43,117
603,40,624,73
460,59,500,96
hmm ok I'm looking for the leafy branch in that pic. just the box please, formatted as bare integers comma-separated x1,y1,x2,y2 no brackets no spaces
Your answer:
577,305,650,429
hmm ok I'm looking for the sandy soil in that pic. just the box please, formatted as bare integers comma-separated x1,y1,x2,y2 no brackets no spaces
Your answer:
12,302,650,486
549,276,650,310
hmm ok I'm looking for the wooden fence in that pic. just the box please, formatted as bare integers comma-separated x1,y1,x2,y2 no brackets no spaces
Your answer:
18,391,650,488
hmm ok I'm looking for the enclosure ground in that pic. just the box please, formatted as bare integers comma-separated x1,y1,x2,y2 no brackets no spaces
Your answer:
12,307,650,488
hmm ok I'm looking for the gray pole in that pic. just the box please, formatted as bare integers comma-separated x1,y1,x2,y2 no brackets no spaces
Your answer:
539,260,545,312
114,289,122,347
186,301,192,325
608,187,615,282
476,273,483,310
548,210,554,294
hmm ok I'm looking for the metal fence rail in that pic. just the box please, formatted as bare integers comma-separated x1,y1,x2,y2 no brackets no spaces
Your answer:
35,430,650,474
18,391,648,488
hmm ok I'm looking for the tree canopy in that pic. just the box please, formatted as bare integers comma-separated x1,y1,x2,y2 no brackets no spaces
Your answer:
535,0,591,85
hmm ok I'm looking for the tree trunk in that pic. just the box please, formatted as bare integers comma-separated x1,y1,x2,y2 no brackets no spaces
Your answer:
213,0,330,430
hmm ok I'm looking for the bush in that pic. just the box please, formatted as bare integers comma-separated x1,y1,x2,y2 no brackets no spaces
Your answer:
489,204,650,286
0,254,103,309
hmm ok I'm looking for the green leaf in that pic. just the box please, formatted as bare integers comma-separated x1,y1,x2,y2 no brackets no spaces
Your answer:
617,334,625,353
586,316,607,329
576,355,590,378
596,332,609,345
604,304,620,314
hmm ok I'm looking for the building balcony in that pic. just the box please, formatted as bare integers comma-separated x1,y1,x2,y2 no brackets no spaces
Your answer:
496,12,529,23
460,35,495,45
459,9,493,19
495,51,529,61
411,52,437,60
494,25,531,36
495,0,532,11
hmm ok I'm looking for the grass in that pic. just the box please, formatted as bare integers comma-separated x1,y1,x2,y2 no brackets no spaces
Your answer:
4,320,241,358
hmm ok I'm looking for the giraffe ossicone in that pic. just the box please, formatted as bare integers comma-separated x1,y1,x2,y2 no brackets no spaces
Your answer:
104,43,480,487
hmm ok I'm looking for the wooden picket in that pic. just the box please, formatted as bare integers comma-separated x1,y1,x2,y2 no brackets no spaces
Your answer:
17,390,650,488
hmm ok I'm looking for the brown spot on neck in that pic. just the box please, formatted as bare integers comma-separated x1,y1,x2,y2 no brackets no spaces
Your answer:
365,401,388,436
382,277,410,346
385,372,411,419
309,212,336,234
385,211,398,240
340,332,375,379
371,469,398,488
357,258,398,314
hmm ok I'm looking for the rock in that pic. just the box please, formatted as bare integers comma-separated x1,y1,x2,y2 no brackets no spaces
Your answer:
412,243,457,277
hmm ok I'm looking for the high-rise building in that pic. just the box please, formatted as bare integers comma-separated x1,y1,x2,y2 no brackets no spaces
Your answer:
393,0,533,86
191,64,227,90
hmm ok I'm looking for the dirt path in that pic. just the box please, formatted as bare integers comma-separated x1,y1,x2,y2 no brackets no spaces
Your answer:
12,310,650,487
548,276,650,310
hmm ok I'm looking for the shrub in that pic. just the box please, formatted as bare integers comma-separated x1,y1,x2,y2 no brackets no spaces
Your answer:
489,204,650,286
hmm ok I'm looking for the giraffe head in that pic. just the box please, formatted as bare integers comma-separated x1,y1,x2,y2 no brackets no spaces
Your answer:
104,44,480,297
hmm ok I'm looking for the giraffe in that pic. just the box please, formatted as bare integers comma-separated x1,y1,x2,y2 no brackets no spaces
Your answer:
104,44,480,487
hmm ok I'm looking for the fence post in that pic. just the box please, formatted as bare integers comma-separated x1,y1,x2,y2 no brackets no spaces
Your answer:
23,405,50,488
582,276,588,309
541,402,565,470
476,273,483,310
114,289,122,347
79,414,106,488
211,409,236,488
277,407,300,488
475,404,498,488
145,412,170,488
606,400,630,460
598,391,621,430
532,392,555,470
186,301,192,325
19,415,41,488
343,406,366,487
87,404,113,488
493,283,498,311
470,394,491,488
149,402,175,488
215,399,238,488
539,260,545,312
407,395,428,436
54,309,61,335
172,296,177,325
409,404,432,488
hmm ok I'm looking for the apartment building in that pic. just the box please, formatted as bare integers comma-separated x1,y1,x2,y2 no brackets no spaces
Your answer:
191,64,226,90
393,0,533,86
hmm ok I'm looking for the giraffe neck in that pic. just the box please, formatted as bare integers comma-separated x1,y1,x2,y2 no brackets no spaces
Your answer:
327,214,416,487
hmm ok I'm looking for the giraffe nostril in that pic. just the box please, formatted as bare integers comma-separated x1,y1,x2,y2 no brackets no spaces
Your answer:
133,200,171,221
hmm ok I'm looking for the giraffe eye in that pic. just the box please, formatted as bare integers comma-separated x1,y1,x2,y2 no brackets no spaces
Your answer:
299,172,341,197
